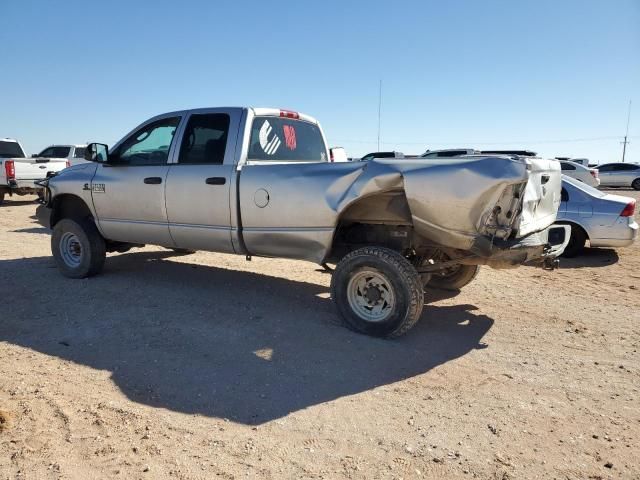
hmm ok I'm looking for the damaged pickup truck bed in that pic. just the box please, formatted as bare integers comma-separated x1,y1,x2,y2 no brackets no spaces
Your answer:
38,107,569,337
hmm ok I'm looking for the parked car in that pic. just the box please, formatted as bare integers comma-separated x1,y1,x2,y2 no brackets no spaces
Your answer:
0,138,68,204
596,163,640,190
329,147,349,162
555,176,637,256
481,150,537,157
559,160,600,187
420,148,477,158
360,151,407,161
421,149,538,159
37,107,568,338
34,144,88,167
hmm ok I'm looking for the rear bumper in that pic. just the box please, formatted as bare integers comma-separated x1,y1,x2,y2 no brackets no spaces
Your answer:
460,224,571,269
589,220,638,248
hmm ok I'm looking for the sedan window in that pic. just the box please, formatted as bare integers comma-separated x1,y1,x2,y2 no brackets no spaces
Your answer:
560,162,576,171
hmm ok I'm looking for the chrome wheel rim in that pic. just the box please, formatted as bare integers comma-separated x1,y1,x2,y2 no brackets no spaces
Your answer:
59,232,83,268
347,270,395,322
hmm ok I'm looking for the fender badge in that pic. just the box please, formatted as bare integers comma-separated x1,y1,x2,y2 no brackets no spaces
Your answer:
92,183,106,193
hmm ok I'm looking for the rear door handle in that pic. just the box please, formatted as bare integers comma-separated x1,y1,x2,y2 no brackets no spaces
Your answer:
144,177,162,185
205,177,226,185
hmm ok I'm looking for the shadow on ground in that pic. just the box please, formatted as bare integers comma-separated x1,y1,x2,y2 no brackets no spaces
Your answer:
11,227,50,235
0,251,493,425
0,200,40,207
560,247,620,269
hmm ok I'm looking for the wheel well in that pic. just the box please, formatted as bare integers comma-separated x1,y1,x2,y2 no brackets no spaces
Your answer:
50,194,93,228
326,192,415,263
556,221,589,241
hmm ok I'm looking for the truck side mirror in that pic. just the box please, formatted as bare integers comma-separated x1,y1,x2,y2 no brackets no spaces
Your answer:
85,143,109,163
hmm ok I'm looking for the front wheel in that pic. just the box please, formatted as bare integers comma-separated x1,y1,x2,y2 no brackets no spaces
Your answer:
331,247,424,338
632,178,640,191
52,218,106,278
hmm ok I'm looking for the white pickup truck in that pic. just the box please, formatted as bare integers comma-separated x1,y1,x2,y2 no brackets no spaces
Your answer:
34,144,88,167
0,138,69,204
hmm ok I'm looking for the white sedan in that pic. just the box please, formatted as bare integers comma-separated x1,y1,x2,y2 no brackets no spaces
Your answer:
559,160,600,188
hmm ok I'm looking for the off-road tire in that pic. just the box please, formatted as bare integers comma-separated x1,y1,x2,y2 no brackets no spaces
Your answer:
52,218,106,278
632,178,640,191
428,264,480,291
331,247,424,338
561,226,587,258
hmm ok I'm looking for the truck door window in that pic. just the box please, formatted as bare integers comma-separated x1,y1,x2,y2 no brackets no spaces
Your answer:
73,147,86,158
178,114,230,164
248,117,326,162
112,117,181,166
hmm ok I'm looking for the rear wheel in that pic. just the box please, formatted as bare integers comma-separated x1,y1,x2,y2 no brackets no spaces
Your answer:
331,247,424,338
428,264,480,291
52,218,106,278
632,178,640,191
561,226,587,258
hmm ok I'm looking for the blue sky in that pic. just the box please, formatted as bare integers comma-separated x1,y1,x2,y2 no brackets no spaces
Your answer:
1,0,639,163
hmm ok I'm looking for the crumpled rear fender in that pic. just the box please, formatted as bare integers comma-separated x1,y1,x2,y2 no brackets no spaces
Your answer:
330,157,530,255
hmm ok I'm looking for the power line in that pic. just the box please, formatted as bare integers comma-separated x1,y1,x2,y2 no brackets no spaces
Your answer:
622,100,632,162
376,80,382,151
334,135,638,146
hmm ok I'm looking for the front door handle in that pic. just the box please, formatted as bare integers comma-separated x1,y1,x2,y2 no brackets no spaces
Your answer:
205,177,226,185
144,177,162,185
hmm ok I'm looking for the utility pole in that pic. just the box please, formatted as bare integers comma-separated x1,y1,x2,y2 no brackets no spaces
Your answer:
622,100,631,162
377,80,382,151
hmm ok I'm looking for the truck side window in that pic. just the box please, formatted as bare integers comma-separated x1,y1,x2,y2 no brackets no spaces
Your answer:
112,117,181,166
178,114,230,164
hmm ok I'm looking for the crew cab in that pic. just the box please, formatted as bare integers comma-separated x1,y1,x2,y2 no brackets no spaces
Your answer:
38,107,569,338
0,138,68,204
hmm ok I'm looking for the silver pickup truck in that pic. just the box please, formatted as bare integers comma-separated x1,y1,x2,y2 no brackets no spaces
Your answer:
38,107,569,337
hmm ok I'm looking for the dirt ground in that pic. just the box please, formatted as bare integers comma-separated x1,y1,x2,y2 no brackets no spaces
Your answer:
1,190,639,480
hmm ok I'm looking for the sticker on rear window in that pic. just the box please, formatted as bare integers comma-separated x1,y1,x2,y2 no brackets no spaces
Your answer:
259,120,281,155
283,125,297,150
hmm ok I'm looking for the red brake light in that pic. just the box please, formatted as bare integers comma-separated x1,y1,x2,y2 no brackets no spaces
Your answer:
279,109,299,119
330,150,334,162
65,161,70,168
4,160,15,180
621,200,636,217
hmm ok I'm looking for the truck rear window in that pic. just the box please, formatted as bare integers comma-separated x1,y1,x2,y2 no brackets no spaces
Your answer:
248,117,326,162
0,141,26,158
38,146,71,158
